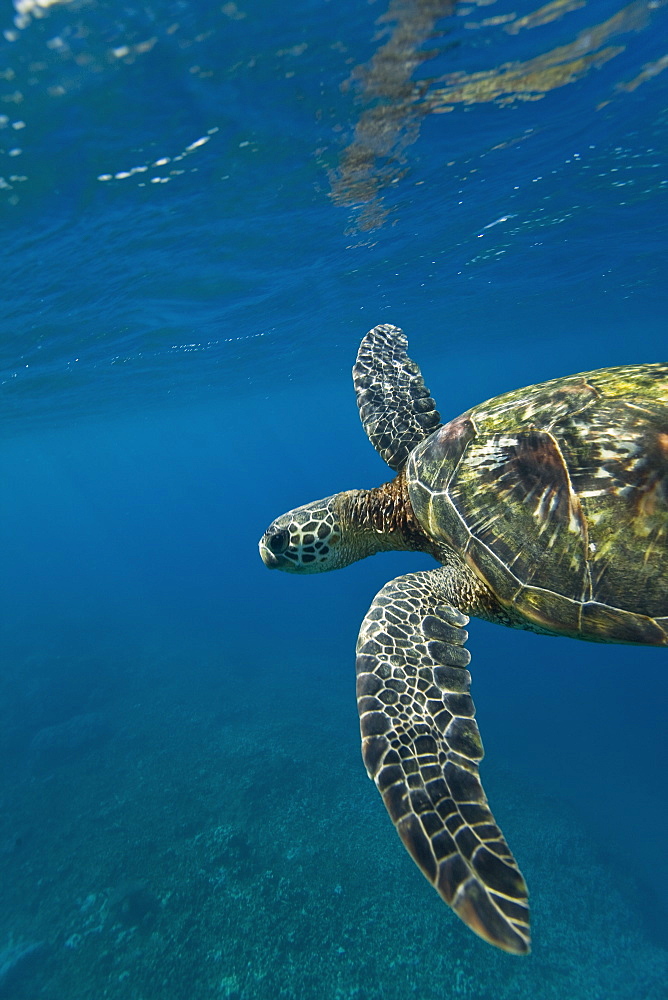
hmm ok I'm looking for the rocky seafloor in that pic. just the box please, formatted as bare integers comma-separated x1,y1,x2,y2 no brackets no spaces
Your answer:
1,632,666,1000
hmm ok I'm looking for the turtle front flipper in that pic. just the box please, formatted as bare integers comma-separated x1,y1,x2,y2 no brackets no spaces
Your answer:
353,324,442,471
356,568,530,954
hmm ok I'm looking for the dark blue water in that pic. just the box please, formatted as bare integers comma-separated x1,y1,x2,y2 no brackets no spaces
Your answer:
0,0,666,996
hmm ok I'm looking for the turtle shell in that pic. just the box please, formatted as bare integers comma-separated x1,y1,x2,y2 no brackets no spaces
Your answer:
406,364,668,645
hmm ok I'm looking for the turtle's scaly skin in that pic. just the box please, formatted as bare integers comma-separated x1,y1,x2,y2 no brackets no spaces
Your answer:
408,365,668,644
353,325,442,470
356,569,531,953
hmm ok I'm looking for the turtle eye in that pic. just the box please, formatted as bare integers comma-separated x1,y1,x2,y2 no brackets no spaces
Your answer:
268,529,290,554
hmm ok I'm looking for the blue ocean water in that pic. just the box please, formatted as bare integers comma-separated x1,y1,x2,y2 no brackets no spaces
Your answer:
0,0,666,996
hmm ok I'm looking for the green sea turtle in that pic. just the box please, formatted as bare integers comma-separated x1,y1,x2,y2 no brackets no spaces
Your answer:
258,323,668,954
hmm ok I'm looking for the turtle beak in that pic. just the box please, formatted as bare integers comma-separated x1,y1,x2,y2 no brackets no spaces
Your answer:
259,540,278,568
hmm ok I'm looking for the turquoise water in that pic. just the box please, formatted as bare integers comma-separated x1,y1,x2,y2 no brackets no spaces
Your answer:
0,0,667,996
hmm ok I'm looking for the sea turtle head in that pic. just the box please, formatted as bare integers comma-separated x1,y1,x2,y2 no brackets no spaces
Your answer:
260,476,428,573
259,493,351,573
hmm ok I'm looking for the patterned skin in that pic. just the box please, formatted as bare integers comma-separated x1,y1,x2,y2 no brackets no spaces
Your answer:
259,324,668,954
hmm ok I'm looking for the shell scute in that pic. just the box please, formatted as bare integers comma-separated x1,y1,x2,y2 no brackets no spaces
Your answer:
580,602,667,645
451,428,589,600
513,586,582,636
